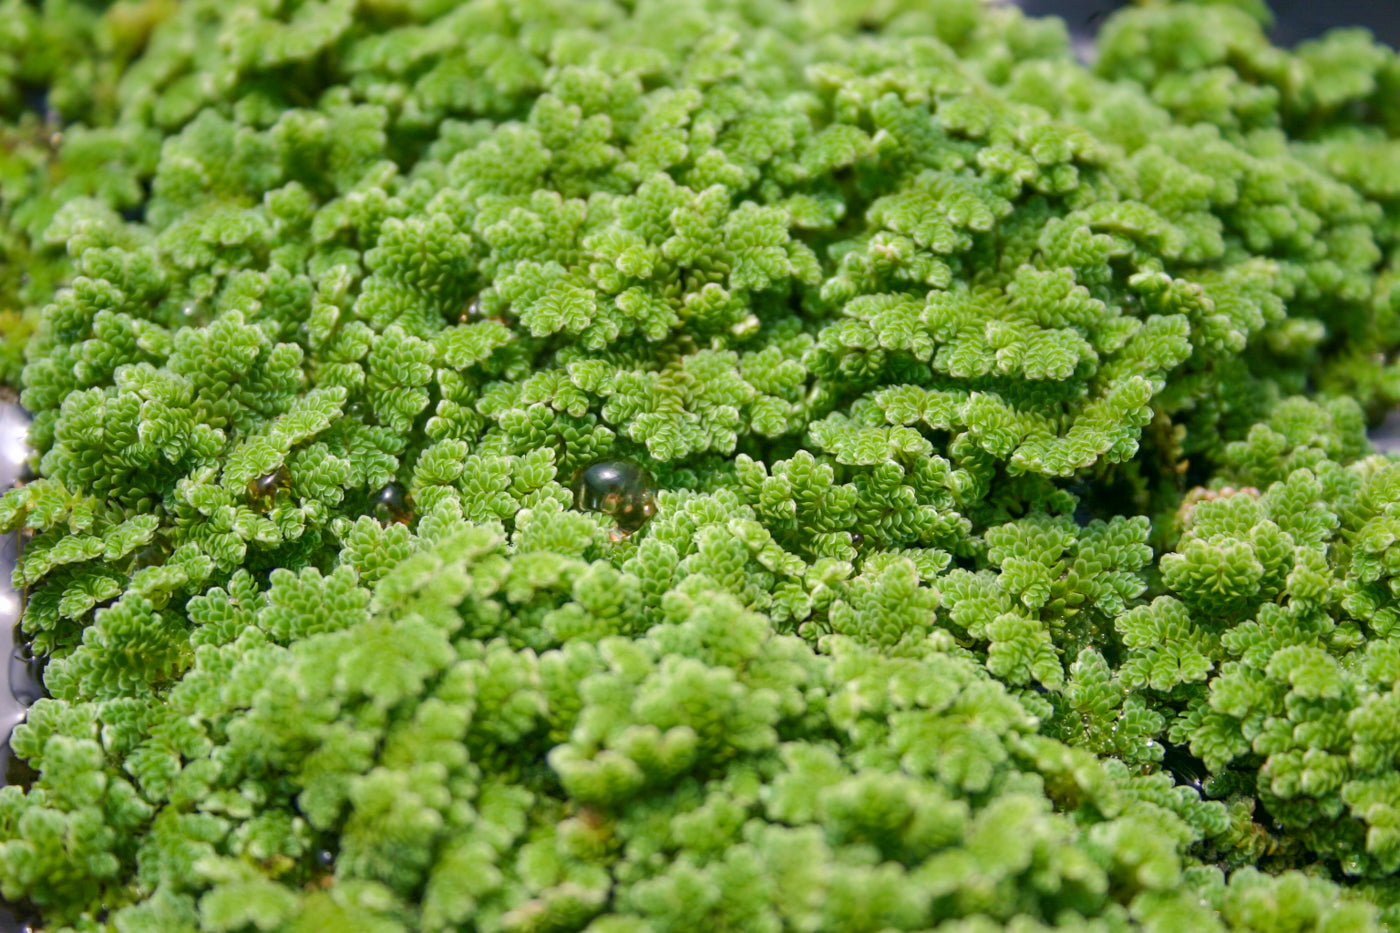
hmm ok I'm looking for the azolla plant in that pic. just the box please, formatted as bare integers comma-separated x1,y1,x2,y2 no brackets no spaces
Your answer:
2,0,1400,930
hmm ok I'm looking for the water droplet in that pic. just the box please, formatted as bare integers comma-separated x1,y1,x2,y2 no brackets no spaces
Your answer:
459,296,485,324
459,296,509,325
372,483,413,525
571,461,657,534
179,300,207,327
346,401,376,425
315,849,335,868
849,532,865,547
247,466,292,513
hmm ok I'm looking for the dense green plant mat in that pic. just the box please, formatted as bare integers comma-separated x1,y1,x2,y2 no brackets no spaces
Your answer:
3,0,1400,929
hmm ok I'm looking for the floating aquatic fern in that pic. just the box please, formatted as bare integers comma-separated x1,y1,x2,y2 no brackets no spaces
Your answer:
0,0,1399,930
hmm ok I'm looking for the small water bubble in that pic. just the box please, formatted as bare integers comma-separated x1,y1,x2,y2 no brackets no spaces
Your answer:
179,300,208,327
459,296,485,324
371,483,413,525
247,466,292,513
459,296,510,325
571,461,657,535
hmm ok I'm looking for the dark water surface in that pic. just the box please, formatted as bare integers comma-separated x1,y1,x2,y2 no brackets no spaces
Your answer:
0,403,33,775
1014,0,1399,66
0,404,39,932
1015,0,1400,52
